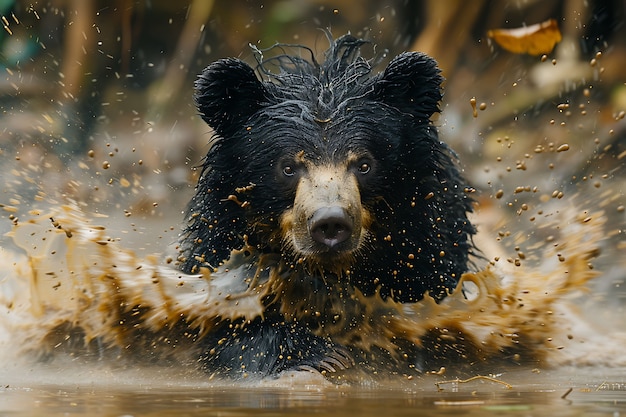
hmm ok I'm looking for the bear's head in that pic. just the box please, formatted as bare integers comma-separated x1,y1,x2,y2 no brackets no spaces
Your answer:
179,35,475,303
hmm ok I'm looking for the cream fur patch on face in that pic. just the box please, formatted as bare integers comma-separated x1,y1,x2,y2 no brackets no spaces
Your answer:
286,163,364,257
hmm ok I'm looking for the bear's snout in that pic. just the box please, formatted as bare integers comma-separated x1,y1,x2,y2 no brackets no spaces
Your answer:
308,206,353,249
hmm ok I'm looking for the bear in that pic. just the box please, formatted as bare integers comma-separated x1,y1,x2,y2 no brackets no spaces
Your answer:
176,34,476,377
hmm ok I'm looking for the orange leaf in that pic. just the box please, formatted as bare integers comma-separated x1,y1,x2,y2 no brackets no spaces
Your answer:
487,19,562,55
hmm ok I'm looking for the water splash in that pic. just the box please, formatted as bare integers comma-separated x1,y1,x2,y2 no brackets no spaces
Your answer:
1,199,622,383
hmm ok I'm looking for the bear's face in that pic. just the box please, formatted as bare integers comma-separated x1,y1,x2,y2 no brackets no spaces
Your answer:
279,153,368,268
180,35,475,302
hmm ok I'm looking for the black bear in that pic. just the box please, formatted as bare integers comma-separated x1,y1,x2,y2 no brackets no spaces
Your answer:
178,34,475,377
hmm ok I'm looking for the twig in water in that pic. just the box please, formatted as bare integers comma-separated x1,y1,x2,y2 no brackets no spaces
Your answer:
561,387,573,399
435,375,513,391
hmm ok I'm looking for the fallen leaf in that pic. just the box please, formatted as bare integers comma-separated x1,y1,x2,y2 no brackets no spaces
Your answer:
487,18,562,55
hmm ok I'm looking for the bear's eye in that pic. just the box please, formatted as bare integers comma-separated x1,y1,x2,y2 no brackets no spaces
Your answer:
282,166,296,177
357,162,371,175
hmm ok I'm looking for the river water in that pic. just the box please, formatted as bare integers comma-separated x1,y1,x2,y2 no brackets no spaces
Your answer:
1,366,625,417
1,173,625,417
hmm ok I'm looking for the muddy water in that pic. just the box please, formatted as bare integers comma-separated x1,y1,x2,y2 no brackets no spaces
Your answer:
2,178,624,417
1,367,625,417
1,185,625,417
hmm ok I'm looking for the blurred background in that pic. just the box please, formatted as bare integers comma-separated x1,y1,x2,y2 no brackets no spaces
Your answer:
0,0,624,308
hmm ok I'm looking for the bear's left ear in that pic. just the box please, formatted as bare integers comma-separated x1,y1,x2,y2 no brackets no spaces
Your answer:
372,52,444,121
194,58,267,136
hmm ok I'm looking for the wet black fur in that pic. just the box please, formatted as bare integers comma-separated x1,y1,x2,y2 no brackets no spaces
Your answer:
179,34,476,377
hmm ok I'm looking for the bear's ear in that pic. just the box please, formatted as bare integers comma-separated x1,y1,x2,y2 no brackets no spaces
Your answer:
194,58,267,136
373,52,444,121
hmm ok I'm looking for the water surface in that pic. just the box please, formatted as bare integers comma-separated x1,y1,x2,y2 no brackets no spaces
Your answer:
1,366,624,416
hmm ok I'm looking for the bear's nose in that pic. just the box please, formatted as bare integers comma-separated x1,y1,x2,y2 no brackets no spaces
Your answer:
308,206,353,249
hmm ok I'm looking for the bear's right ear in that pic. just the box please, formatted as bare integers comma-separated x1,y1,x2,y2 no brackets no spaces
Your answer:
194,58,267,136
